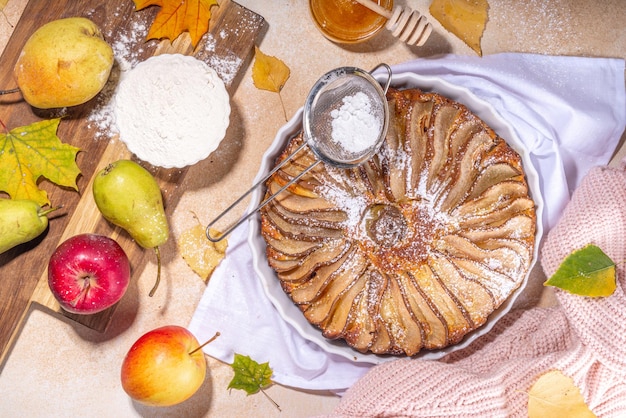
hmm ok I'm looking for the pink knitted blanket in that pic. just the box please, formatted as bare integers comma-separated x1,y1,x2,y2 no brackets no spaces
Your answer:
324,163,626,417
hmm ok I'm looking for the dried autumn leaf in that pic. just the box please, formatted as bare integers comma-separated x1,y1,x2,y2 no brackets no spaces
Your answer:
179,224,227,282
429,0,489,56
252,46,290,120
544,244,616,297
528,370,596,418
0,118,81,206
134,0,219,48
252,46,290,93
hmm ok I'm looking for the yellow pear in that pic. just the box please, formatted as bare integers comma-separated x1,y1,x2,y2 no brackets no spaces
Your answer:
14,17,114,109
0,199,58,254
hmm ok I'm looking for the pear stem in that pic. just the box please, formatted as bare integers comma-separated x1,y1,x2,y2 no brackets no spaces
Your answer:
38,205,63,217
148,246,161,297
189,331,221,355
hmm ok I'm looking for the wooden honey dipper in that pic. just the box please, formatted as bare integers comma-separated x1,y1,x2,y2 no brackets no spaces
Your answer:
355,0,432,46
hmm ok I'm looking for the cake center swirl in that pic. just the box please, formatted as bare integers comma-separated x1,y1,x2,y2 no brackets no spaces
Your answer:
364,204,407,247
360,201,441,274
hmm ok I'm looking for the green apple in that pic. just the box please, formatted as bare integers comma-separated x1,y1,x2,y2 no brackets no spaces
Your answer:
14,17,114,109
120,325,207,407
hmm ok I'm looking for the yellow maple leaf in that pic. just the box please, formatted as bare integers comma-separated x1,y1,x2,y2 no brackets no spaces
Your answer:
0,118,81,206
429,0,489,56
527,370,596,418
134,0,219,48
179,223,227,282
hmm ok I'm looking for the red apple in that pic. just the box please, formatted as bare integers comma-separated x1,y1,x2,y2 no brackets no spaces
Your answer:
48,233,130,314
120,325,207,407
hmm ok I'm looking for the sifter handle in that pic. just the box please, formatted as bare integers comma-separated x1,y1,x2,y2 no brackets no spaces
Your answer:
206,142,319,242
371,63,392,95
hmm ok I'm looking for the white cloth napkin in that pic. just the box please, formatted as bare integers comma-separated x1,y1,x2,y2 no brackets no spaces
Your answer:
188,53,626,392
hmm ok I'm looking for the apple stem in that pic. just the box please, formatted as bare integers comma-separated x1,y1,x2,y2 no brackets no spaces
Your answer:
148,246,161,297
71,274,94,308
189,331,221,355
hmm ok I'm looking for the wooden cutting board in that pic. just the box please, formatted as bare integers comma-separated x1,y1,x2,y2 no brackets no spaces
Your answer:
0,0,266,367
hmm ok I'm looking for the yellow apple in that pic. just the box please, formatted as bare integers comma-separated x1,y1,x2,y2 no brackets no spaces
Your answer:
120,325,207,407
14,17,114,109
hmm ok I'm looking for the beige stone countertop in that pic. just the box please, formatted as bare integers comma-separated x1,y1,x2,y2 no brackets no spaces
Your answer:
0,0,624,417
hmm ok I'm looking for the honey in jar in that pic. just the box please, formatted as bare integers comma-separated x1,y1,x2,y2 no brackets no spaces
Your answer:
309,0,393,44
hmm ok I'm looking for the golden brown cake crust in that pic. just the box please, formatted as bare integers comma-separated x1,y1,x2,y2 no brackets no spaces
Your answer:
260,87,536,356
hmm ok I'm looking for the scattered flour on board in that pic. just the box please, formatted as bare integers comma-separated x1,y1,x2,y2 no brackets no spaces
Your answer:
86,7,263,142
196,33,242,86
86,16,150,140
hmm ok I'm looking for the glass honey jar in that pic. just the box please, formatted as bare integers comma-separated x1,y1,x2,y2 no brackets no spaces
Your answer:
309,0,393,44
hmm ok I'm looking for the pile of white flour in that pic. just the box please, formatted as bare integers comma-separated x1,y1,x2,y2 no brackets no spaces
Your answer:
113,53,231,168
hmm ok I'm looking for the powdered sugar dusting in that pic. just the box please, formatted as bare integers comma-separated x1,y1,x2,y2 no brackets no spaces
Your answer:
489,0,575,54
317,167,368,232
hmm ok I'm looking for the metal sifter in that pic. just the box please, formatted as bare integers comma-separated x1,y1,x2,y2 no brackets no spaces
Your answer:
206,63,392,242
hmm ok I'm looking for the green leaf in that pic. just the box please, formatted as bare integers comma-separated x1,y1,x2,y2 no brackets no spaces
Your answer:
544,244,616,297
0,118,81,206
228,353,273,395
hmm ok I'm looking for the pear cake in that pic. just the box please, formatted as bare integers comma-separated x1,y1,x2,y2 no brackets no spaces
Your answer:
259,87,536,356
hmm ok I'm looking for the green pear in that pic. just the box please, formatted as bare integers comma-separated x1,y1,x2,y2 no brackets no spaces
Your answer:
93,160,169,296
0,199,58,254
14,17,114,109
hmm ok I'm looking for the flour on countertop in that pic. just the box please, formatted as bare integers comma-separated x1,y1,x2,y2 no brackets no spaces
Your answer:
113,54,231,168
